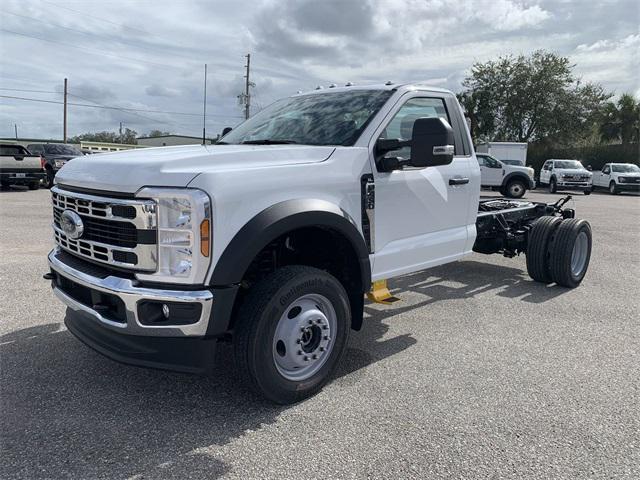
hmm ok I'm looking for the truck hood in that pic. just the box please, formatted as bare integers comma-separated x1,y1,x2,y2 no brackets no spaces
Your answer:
54,144,336,193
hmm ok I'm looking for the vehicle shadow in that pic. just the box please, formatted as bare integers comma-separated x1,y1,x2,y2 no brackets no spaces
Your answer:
373,259,570,317
0,305,415,479
0,261,564,478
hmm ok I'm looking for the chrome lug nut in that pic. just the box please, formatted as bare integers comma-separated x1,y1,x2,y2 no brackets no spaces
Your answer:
312,354,318,360
324,336,330,341
297,350,303,355
319,347,325,352
303,356,309,361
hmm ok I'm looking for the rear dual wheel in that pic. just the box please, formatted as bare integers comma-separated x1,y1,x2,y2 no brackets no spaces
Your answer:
526,217,592,288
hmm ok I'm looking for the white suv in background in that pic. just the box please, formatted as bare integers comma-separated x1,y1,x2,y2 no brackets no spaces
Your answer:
476,153,535,198
539,159,592,195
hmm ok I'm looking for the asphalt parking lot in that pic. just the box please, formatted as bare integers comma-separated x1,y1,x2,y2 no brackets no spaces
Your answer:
1,187,638,479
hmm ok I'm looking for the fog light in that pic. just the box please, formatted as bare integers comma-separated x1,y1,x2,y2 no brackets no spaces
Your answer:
138,301,202,326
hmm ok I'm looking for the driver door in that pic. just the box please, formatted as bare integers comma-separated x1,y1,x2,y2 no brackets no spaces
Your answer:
479,155,504,186
369,94,475,280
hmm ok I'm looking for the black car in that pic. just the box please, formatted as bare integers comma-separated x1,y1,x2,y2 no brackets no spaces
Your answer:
26,143,84,188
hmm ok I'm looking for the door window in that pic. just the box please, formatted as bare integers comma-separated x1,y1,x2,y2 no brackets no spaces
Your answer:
602,166,610,174
379,97,451,160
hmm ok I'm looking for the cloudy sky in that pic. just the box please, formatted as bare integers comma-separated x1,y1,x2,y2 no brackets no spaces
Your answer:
1,0,638,140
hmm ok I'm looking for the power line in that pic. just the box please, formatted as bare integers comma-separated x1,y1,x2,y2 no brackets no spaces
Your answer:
40,0,150,35
0,94,244,120
2,11,210,64
0,28,183,70
0,87,59,94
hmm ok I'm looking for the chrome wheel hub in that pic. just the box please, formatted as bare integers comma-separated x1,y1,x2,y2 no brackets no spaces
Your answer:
272,293,336,381
570,231,588,276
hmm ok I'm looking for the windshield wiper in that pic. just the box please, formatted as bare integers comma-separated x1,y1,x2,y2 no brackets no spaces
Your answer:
241,139,298,145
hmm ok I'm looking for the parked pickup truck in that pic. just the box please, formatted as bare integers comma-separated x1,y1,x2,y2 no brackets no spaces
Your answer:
27,143,84,188
591,163,640,194
539,159,592,194
0,144,45,189
476,152,535,198
46,83,593,404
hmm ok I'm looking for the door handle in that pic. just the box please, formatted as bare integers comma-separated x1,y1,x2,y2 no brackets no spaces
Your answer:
449,177,469,186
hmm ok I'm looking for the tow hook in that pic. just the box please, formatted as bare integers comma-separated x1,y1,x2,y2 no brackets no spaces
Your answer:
43,272,54,280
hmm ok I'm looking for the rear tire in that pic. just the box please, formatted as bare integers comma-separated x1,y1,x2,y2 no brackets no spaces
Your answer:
549,178,557,193
548,219,592,288
43,168,55,189
233,265,350,404
504,179,526,199
526,216,563,283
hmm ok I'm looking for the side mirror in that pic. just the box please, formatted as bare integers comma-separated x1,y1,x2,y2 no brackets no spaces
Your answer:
222,127,232,136
409,117,455,168
14,155,24,161
587,165,593,171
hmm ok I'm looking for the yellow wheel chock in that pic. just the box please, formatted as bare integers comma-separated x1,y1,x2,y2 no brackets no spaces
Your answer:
367,280,401,305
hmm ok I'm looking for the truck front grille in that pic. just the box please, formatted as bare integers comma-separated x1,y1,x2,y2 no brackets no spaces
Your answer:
51,186,158,271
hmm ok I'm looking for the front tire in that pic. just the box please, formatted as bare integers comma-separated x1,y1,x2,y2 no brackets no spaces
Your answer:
549,178,557,193
28,182,40,190
234,265,350,404
609,181,618,195
504,179,526,198
549,219,592,288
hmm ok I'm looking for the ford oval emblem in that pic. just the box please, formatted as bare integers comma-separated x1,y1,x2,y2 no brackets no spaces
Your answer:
60,210,84,239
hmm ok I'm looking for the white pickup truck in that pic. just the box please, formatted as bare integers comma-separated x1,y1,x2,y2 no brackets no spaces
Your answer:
0,144,45,189
539,159,592,194
591,163,640,194
46,83,593,403
476,152,535,198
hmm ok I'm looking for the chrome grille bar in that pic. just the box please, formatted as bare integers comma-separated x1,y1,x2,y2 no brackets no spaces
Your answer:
51,186,158,271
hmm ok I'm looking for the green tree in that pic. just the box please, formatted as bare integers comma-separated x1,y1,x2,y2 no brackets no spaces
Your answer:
460,51,610,144
145,130,172,137
70,128,138,144
599,93,640,144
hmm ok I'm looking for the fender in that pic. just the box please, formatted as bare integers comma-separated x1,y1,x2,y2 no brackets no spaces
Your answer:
210,199,372,289
502,171,534,189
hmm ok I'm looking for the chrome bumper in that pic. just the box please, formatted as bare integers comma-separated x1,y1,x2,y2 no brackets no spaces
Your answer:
48,248,213,337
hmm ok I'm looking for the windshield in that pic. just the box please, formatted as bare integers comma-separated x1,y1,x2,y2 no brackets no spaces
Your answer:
554,160,583,169
221,90,393,146
44,144,82,155
612,164,640,173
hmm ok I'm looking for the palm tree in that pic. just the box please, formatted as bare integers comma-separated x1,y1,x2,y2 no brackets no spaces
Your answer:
599,93,640,144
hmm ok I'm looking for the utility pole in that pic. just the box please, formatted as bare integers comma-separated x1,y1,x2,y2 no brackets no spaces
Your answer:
63,78,68,143
14,124,18,140
202,63,207,144
244,54,251,120
119,122,123,143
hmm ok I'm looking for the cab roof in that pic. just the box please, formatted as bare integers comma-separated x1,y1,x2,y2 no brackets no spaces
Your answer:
292,82,454,97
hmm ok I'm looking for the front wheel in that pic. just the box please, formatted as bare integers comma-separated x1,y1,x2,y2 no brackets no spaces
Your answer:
549,178,557,193
609,181,618,195
28,182,40,190
234,265,350,404
504,179,526,198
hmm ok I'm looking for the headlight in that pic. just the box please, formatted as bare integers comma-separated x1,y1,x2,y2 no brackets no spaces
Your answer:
618,177,626,183
54,159,66,168
134,188,212,285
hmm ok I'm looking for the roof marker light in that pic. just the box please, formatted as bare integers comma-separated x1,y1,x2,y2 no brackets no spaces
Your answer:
345,82,354,86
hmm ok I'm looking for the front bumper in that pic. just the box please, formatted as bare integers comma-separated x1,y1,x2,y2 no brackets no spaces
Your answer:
48,248,239,373
48,248,213,337
556,181,591,190
617,183,640,191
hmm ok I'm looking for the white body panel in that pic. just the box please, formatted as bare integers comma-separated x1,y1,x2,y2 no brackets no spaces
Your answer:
53,84,481,285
